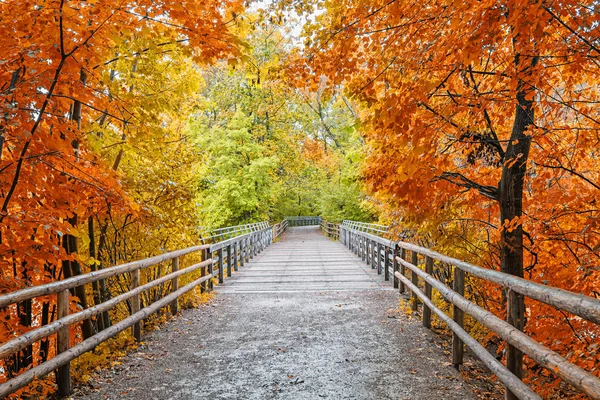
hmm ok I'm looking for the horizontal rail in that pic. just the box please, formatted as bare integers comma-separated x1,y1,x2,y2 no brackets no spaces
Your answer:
0,259,213,360
394,240,600,325
395,272,541,400
0,273,213,398
0,244,211,308
285,216,321,226
397,257,600,398
339,221,600,399
319,220,340,240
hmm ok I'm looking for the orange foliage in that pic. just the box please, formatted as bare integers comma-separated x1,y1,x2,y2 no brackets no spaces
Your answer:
1,0,242,396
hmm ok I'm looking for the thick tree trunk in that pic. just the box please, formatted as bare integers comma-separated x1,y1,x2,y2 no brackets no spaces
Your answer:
498,71,536,399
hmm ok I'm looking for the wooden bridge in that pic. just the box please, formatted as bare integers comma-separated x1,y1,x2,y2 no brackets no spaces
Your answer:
0,219,599,399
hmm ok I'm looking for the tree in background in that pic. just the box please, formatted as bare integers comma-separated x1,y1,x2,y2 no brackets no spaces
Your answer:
192,19,373,229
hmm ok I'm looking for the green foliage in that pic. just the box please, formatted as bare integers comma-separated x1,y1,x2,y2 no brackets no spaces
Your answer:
191,23,376,228
194,112,279,228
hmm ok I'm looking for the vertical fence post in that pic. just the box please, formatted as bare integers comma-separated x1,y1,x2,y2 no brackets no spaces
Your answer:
170,257,179,315
423,256,433,329
376,243,382,274
56,289,71,396
506,289,524,400
131,268,141,341
227,245,232,277
410,251,419,311
218,248,224,283
452,266,465,368
241,238,246,265
360,236,363,259
233,242,239,272
392,245,399,288
208,250,214,291
384,245,390,281
201,248,208,293
399,248,406,293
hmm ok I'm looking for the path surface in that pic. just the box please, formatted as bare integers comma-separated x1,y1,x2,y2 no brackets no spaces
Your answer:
79,227,475,400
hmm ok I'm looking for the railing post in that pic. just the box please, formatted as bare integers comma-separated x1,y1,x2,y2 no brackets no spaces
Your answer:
241,238,246,265
392,245,399,288
170,257,179,315
373,242,378,269
56,289,71,396
227,245,232,277
506,289,524,400
411,251,419,311
384,244,390,281
131,268,141,341
452,266,465,368
377,243,382,274
218,248,224,283
423,256,433,329
201,248,208,293
208,252,214,291
233,242,239,271
400,248,406,293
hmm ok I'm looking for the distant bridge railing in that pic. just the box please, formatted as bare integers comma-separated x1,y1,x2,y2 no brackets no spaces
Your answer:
199,222,270,244
339,220,600,400
0,221,282,398
319,220,340,240
285,216,321,226
272,219,288,239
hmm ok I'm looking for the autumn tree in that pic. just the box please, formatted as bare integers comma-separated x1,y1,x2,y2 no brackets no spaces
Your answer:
1,0,241,395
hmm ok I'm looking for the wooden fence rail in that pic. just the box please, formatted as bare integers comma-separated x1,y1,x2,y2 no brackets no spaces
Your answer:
339,220,600,400
319,220,340,240
272,219,288,239
0,221,285,398
285,216,321,226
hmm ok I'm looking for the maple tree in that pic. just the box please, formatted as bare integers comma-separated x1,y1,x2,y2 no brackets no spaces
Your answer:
0,0,241,396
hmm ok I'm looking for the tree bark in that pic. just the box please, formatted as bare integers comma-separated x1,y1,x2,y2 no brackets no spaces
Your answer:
498,53,538,400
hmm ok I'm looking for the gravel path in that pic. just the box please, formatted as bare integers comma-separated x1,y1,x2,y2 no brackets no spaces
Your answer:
77,228,475,400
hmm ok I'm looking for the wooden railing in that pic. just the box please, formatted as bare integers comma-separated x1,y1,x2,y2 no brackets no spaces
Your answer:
339,220,600,400
285,216,321,226
319,220,340,240
199,222,270,244
0,221,278,398
272,219,288,239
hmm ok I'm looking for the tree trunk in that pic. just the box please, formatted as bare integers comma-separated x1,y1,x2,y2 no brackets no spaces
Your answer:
62,225,95,339
62,69,95,340
498,54,537,399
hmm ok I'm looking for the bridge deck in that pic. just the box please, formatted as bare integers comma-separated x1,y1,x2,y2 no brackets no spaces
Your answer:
217,226,391,293
79,227,475,400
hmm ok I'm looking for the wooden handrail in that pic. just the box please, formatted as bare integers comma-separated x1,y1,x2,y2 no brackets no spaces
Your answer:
0,222,275,398
319,220,340,240
339,222,600,400
0,244,211,308
285,216,321,226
